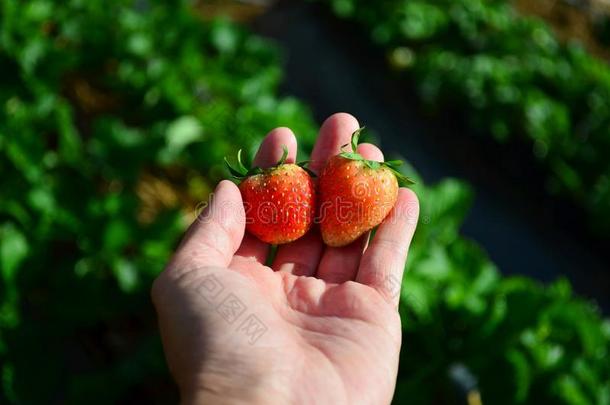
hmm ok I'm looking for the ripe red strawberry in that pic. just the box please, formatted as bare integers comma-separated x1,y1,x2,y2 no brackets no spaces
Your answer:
225,147,316,244
318,128,414,247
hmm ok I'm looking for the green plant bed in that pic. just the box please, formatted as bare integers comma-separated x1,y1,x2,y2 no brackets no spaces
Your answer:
0,1,608,404
0,1,316,402
326,0,610,234
399,178,610,404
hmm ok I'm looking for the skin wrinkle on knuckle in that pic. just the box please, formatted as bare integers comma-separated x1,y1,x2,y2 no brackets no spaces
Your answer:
386,204,407,227
372,238,406,262
404,196,419,216
397,195,419,225
360,251,405,301
376,285,399,308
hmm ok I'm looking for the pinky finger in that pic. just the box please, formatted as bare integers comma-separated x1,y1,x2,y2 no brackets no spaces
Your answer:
356,188,419,306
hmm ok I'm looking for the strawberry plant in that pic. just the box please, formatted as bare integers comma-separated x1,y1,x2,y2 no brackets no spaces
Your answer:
399,177,610,404
0,1,316,403
325,0,610,234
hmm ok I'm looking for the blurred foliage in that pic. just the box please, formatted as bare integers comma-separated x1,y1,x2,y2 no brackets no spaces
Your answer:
328,0,610,233
399,177,610,404
0,0,608,404
595,15,610,47
0,0,315,403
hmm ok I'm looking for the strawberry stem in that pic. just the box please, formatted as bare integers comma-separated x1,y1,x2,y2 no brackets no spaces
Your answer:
236,149,248,173
388,167,416,187
277,145,289,166
351,126,365,152
225,144,315,181
338,127,416,187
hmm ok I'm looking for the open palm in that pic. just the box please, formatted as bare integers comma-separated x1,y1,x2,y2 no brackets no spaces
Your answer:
152,113,419,405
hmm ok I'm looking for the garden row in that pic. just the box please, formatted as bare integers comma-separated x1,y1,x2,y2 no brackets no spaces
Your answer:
403,178,610,404
0,1,608,404
0,0,316,402
327,0,610,234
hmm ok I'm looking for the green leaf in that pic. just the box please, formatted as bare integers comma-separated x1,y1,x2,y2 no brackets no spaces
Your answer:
384,160,403,167
27,187,56,214
236,149,249,174
166,116,204,153
127,33,152,57
351,126,365,152
112,258,139,293
277,145,289,166
401,277,434,323
388,167,417,186
225,149,253,180
364,160,381,169
338,152,363,160
56,103,82,164
225,157,245,178
414,245,451,282
103,220,131,253
245,167,264,176
301,166,317,178
211,20,239,54
555,375,590,405
507,349,532,402
0,223,29,282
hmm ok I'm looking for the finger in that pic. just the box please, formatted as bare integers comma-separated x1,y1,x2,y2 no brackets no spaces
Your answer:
167,180,245,274
316,140,384,283
357,188,419,306
355,142,384,162
234,127,298,263
315,235,369,283
309,112,360,174
253,127,298,166
272,227,324,276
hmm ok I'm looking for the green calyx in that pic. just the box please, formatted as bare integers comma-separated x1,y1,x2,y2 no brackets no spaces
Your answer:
339,127,416,187
225,145,315,180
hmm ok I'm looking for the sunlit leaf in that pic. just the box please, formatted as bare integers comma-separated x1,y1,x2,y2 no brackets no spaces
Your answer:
0,223,28,282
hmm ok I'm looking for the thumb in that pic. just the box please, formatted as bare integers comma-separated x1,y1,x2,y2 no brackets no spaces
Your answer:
168,180,245,273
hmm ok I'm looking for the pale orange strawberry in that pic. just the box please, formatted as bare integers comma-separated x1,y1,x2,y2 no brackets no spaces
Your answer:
226,148,315,244
318,128,414,247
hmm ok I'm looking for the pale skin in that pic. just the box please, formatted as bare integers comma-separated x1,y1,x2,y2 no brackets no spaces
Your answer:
152,113,420,404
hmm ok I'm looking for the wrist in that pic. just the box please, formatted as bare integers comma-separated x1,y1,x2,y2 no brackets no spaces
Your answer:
181,389,259,405
179,371,277,405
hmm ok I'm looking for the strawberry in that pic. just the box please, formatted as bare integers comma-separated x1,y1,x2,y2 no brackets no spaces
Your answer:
225,147,316,244
318,128,414,247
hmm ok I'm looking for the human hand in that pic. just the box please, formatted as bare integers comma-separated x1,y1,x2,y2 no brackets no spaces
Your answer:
151,113,419,404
